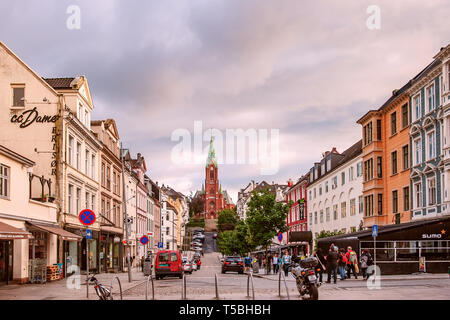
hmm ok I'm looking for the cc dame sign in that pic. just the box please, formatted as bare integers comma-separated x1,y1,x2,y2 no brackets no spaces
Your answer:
10,107,59,128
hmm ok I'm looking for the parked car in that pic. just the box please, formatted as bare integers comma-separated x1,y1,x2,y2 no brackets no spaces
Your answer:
155,250,184,280
221,256,244,274
212,233,218,239
182,258,193,274
193,234,205,240
192,261,198,271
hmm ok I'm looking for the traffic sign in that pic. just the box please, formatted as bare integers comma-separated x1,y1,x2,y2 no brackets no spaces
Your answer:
157,242,163,249
86,229,92,240
372,225,378,237
147,232,153,237
278,232,283,242
79,209,96,226
140,235,149,245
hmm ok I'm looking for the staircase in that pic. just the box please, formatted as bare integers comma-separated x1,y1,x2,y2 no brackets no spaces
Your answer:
204,219,218,232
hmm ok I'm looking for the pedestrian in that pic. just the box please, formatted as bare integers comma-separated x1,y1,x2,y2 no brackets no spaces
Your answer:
338,248,347,280
282,249,292,276
244,254,251,273
325,244,338,284
258,254,263,269
345,246,358,279
266,253,272,274
360,249,373,280
272,253,279,274
197,258,202,270
313,249,326,283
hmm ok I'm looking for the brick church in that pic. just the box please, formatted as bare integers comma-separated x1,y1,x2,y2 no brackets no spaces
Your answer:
195,138,235,219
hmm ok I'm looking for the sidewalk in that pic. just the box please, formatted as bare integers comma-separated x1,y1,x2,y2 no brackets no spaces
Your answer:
0,268,148,300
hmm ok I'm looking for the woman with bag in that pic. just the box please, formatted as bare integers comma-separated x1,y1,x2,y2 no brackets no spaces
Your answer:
313,249,326,283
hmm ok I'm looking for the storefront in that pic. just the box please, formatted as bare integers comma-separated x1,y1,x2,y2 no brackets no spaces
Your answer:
0,221,32,285
317,217,450,274
99,232,122,273
64,227,98,274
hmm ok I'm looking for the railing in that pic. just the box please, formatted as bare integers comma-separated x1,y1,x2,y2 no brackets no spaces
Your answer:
214,274,219,300
181,274,187,300
110,276,123,300
246,270,255,300
278,269,290,300
145,275,155,300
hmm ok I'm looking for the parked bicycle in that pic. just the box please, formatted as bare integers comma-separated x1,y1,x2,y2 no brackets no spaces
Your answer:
88,274,113,300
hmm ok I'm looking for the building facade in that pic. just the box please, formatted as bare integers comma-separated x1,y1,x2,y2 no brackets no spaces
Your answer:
307,141,364,243
286,175,309,237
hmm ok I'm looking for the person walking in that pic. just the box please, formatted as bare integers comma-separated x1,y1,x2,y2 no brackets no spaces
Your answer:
272,253,279,274
313,249,326,283
325,245,338,284
338,248,347,280
196,258,202,270
360,249,373,280
244,254,251,273
345,246,358,279
282,249,292,277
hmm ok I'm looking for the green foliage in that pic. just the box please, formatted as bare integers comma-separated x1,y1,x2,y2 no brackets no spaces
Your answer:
216,220,255,256
217,208,238,232
186,218,205,228
245,189,292,250
314,229,346,251
188,196,205,217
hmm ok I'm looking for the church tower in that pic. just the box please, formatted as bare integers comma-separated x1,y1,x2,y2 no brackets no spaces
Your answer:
205,137,219,219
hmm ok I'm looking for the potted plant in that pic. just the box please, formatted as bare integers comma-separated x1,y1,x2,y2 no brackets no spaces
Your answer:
48,195,56,203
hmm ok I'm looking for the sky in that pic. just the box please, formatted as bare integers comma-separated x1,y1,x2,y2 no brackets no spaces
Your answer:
1,0,449,202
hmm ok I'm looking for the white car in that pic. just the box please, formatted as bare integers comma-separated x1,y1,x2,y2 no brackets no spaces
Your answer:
192,262,198,271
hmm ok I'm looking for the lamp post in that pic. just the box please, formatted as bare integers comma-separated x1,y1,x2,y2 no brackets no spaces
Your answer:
120,143,132,283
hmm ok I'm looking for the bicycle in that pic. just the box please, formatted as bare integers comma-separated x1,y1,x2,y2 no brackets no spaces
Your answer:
88,274,113,300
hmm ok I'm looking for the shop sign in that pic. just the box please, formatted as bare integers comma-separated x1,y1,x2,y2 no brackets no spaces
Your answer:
10,107,59,128
114,236,121,243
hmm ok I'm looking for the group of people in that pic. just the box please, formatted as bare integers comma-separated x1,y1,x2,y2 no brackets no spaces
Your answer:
312,245,374,284
244,249,299,276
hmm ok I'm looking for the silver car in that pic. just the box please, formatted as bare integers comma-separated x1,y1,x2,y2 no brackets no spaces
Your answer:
182,258,193,274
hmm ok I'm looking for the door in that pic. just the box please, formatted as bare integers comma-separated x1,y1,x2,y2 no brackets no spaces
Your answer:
0,241,12,285
99,242,106,273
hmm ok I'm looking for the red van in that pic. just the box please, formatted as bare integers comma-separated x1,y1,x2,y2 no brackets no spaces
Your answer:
155,250,183,280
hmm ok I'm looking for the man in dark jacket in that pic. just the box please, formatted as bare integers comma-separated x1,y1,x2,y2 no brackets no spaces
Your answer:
326,245,338,284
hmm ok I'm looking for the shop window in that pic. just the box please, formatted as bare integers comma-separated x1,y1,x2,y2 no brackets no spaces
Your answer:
420,241,450,261
29,231,47,259
396,241,419,261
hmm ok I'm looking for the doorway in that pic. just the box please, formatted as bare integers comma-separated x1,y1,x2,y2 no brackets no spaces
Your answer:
0,240,13,285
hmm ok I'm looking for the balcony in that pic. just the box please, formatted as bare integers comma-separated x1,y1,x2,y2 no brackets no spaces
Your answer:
363,214,388,227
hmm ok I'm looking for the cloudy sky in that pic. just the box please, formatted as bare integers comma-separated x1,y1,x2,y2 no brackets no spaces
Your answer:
2,0,449,202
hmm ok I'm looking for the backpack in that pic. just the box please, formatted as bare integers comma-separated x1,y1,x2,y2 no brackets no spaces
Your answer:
340,253,348,264
349,251,357,264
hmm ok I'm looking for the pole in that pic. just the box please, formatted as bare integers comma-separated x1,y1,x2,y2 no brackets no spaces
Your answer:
86,227,89,299
373,235,376,272
120,143,132,282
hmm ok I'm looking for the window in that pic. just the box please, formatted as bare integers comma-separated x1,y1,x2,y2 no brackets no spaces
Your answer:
413,93,421,121
426,83,435,112
391,151,398,175
391,112,397,135
365,195,374,217
85,192,90,210
101,163,105,186
359,195,363,214
401,103,409,128
377,157,382,178
91,194,96,211
319,210,323,223
76,188,81,214
326,207,330,222
68,136,74,165
0,164,10,198
314,188,316,198
357,162,363,177
76,142,81,170
376,119,382,140
12,86,25,108
319,185,322,196
427,131,436,160
210,167,214,180
402,145,409,170
415,182,423,208
341,172,345,185
106,166,111,190
364,158,373,181
414,138,422,165
325,181,329,193
332,177,338,189
85,150,90,176
101,199,105,215
314,212,317,224
349,166,354,181
392,190,398,213
364,122,373,145
333,204,338,220
428,177,436,206
377,194,383,215
106,201,110,220
68,184,73,213
341,202,346,218
350,198,356,216
91,154,96,179
403,186,410,211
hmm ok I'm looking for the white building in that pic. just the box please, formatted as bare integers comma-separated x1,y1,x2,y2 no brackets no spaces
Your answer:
307,141,364,243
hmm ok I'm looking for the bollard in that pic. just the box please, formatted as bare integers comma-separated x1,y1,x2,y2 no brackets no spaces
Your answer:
110,276,123,300
145,275,155,300
215,274,219,300
278,270,290,300
246,271,255,300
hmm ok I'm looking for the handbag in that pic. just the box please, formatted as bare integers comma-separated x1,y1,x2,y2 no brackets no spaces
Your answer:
355,263,359,274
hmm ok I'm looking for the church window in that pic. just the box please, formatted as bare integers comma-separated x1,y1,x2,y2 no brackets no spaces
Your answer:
210,167,214,180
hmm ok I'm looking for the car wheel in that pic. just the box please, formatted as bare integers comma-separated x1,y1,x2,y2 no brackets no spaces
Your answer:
179,273,183,279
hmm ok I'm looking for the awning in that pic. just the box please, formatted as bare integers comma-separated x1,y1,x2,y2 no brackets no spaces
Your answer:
0,221,33,240
27,222,82,242
289,231,313,242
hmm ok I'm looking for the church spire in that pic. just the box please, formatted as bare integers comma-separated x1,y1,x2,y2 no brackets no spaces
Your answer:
206,136,217,168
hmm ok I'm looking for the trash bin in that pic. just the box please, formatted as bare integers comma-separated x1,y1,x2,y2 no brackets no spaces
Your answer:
143,258,152,276
252,263,259,274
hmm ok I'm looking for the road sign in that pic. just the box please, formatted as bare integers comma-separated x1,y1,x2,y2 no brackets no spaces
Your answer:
140,235,149,245
278,232,283,242
157,242,163,249
86,229,92,240
148,232,153,237
79,209,96,226
372,225,378,237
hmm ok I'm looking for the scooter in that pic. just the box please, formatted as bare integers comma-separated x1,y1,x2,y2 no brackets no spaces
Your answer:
290,257,321,300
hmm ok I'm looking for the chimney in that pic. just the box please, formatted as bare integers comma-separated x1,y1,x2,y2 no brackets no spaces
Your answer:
287,179,293,187
331,147,338,154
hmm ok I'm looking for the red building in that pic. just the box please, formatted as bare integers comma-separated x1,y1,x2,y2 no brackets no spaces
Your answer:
196,138,235,219
286,174,309,236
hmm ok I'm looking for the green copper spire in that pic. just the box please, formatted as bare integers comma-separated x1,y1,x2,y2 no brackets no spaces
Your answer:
206,136,217,168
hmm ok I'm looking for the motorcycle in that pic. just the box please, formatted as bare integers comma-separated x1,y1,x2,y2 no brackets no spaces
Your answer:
289,257,321,300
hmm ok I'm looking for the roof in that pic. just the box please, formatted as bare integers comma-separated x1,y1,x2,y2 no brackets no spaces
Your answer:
43,77,76,89
206,137,217,168
0,145,35,167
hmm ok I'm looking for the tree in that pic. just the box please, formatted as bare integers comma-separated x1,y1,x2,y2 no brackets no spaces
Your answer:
246,189,292,251
217,208,238,232
189,196,205,217
314,230,345,251
216,220,255,256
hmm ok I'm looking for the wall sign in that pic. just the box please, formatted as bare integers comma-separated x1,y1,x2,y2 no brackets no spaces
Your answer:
10,107,59,128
